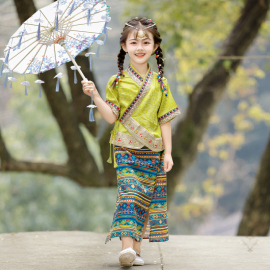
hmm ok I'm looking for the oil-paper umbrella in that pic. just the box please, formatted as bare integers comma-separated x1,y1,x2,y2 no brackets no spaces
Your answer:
2,0,111,122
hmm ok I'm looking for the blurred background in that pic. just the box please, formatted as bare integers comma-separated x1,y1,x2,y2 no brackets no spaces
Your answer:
0,0,270,237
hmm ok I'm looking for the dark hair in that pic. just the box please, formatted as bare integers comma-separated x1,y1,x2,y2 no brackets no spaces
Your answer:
111,17,164,89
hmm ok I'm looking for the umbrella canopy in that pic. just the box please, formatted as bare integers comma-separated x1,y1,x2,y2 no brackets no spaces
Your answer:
1,0,111,122
3,0,110,75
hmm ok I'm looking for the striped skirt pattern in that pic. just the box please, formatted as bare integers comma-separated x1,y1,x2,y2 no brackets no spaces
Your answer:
105,145,169,244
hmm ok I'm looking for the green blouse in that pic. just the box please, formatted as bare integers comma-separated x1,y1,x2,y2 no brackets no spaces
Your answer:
105,62,181,166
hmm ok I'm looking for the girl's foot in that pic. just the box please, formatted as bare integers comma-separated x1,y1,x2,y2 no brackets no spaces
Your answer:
118,247,136,267
132,248,144,266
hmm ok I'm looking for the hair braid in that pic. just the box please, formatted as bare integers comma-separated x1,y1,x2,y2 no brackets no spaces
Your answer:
111,48,126,88
155,46,166,93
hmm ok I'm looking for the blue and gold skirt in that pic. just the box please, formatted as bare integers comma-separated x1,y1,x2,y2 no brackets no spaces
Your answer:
105,145,169,244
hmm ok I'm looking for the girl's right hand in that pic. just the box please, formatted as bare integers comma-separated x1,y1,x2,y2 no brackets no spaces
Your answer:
81,80,99,100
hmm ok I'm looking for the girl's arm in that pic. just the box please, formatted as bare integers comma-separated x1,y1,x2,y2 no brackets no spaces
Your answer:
160,121,172,154
82,81,117,124
93,94,117,124
160,121,174,172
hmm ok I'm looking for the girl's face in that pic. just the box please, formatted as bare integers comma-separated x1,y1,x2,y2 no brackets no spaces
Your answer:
121,29,159,66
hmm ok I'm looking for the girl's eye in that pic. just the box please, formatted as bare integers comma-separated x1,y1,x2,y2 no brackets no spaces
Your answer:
131,42,150,44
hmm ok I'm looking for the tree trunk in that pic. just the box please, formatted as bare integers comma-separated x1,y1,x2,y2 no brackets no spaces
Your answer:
237,133,270,235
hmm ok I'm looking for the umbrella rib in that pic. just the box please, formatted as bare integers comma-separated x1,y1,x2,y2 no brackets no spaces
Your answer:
23,44,43,74
10,29,47,39
69,0,106,22
8,39,38,62
63,7,109,25
4,29,48,52
38,45,48,74
40,10,53,28
60,0,105,25
58,0,74,22
54,44,57,68
23,23,50,29
61,0,88,22
66,21,104,27
69,30,102,34
66,34,91,47
12,42,40,71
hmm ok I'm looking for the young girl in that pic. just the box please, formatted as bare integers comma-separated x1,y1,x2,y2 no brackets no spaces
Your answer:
82,17,180,267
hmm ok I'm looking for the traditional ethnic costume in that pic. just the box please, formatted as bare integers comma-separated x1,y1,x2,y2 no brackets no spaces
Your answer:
104,62,181,244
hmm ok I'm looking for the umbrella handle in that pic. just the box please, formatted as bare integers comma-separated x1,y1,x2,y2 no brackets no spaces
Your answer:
59,40,87,81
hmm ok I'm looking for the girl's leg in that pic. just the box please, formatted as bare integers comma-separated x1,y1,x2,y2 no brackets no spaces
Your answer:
133,209,150,253
121,236,133,251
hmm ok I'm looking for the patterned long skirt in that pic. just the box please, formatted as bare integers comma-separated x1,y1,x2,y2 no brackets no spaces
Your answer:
105,145,169,244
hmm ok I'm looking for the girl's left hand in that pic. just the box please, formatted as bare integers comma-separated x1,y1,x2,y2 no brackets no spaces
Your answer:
163,153,174,172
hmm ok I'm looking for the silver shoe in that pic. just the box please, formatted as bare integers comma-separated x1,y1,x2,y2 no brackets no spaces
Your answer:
132,248,144,266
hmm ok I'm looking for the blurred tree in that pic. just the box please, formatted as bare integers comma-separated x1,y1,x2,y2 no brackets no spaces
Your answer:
237,133,270,235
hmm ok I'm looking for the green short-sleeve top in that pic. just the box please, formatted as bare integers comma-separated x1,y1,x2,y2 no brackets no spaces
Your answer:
105,62,181,148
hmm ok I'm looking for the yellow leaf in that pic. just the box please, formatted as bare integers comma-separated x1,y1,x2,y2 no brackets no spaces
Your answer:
207,167,216,176
219,150,228,160
197,142,205,152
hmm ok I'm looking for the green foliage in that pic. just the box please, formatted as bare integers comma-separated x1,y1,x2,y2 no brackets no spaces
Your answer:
0,172,117,233
0,76,116,234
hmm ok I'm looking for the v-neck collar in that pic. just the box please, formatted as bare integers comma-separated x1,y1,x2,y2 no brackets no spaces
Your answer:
126,62,151,85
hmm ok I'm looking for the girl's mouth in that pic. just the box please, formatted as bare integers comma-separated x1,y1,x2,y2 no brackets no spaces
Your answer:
135,54,145,57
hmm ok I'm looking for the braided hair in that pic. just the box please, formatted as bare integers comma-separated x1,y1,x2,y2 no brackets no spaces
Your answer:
111,17,166,93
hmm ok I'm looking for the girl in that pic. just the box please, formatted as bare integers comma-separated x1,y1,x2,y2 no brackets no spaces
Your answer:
82,17,180,267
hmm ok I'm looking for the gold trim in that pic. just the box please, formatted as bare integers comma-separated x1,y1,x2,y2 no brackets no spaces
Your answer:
121,68,153,124
126,66,143,85
110,130,164,152
122,117,164,152
106,101,120,118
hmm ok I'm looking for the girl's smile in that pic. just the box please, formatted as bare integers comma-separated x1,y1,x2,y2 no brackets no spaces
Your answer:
135,53,146,57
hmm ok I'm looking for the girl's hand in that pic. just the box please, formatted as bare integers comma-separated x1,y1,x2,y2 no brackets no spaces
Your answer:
81,80,99,100
163,153,174,172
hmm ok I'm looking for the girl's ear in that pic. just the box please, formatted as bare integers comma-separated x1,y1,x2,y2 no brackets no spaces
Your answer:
121,43,127,53
154,43,159,52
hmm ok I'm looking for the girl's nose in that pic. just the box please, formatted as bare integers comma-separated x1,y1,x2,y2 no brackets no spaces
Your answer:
137,42,143,49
